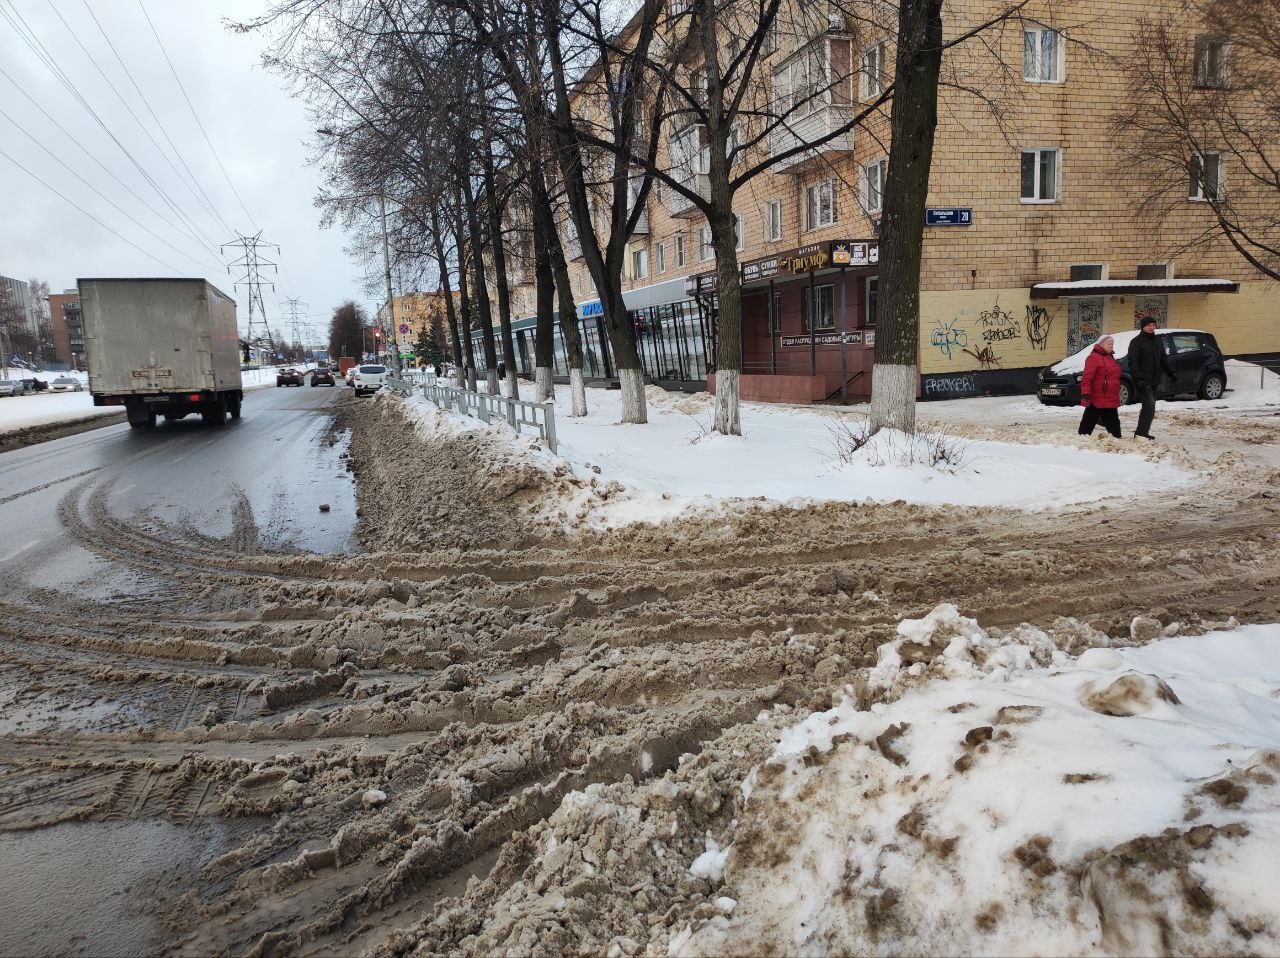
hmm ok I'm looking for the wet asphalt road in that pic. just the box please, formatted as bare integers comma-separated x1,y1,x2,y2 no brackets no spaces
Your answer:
0,381,358,598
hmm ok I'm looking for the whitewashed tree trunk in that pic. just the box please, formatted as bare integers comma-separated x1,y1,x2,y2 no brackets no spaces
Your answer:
486,369,499,395
569,367,588,417
618,367,647,424
713,369,741,436
535,366,554,402
465,367,477,391
869,364,917,434
506,371,520,400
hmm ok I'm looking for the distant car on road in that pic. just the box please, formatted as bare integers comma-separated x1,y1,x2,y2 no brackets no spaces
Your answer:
0,380,22,397
48,376,85,393
276,368,304,387
311,367,336,387
1038,328,1227,406
352,364,387,396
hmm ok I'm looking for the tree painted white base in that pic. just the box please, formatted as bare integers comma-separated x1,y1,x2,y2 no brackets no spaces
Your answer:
535,366,554,402
486,370,500,396
465,368,478,392
714,369,741,436
569,367,587,417
618,367,647,424
869,362,917,434
505,371,520,400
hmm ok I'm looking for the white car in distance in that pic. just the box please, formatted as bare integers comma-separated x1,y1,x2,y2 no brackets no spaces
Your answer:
48,376,85,392
352,364,387,396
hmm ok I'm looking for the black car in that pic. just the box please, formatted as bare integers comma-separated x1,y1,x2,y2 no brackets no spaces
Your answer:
311,367,336,386
1038,328,1227,406
276,368,304,387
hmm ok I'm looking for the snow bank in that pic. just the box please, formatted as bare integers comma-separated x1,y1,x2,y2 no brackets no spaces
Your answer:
406,383,1194,526
683,611,1280,957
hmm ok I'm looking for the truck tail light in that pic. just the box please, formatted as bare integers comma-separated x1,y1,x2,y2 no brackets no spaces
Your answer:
188,393,202,402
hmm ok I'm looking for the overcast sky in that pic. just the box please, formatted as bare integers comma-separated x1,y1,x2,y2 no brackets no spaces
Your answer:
0,0,373,343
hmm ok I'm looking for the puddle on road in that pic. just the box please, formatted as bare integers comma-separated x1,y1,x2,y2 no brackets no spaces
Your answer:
0,819,231,957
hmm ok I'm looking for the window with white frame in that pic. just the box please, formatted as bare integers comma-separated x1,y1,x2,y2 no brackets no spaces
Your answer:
735,213,745,251
861,159,886,214
1193,36,1228,88
676,234,686,267
805,177,836,229
803,284,835,331
631,247,648,280
1023,24,1063,82
765,198,783,242
772,41,828,118
656,241,667,273
865,276,878,327
860,41,885,99
700,226,714,261
1020,148,1060,202
1189,151,1223,201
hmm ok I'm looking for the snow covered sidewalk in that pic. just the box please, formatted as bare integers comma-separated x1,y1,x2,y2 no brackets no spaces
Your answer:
680,607,1280,957
405,382,1197,526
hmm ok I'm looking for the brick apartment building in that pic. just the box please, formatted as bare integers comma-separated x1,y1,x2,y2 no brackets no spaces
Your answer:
47,289,85,369
376,291,457,362
483,0,1277,401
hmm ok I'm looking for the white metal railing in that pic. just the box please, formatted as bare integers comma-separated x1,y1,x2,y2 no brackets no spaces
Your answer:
420,382,558,453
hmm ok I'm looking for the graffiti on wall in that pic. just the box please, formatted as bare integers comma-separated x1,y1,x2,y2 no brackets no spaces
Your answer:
962,344,1002,369
1025,304,1054,350
930,318,968,359
977,299,1020,343
1134,295,1168,329
1067,298,1105,354
923,374,978,398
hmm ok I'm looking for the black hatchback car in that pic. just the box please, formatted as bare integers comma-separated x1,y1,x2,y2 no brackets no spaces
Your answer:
311,367,336,386
1038,328,1227,406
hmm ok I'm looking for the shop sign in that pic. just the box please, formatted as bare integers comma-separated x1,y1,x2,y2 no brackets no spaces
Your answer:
581,301,604,317
830,241,879,266
742,257,780,283
925,207,974,226
780,331,864,347
685,272,718,296
865,329,875,347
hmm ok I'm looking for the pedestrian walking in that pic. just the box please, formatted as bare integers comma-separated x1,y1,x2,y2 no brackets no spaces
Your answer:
1126,319,1176,440
1078,335,1123,438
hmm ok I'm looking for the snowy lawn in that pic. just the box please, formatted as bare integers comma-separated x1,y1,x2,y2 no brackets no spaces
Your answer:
681,607,1280,957
407,382,1196,524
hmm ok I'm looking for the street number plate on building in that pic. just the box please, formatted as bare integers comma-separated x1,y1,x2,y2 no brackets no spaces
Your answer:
925,208,973,226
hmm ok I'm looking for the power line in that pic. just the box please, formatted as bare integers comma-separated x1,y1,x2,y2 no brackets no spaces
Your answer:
0,144,183,273
0,65,216,266
136,0,259,233
74,0,237,237
0,0,224,260
0,105,224,274
223,232,279,348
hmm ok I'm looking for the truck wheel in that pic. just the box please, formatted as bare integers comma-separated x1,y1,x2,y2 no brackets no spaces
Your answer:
229,397,241,420
202,399,227,426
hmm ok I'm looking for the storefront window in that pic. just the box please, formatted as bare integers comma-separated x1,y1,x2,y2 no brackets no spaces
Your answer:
802,284,835,331
865,276,878,327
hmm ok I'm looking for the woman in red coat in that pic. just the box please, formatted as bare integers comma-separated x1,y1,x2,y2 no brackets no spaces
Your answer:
1078,335,1123,438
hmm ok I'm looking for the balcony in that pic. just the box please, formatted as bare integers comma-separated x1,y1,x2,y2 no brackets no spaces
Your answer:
631,207,650,235
768,32,854,174
769,104,854,174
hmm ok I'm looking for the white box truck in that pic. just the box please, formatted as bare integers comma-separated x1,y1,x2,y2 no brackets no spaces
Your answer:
78,278,244,430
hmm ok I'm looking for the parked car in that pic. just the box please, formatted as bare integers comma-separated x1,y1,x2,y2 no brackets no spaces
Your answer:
311,367,336,387
1038,328,1227,406
0,380,22,397
345,367,358,387
48,376,85,392
352,364,387,396
276,368,304,387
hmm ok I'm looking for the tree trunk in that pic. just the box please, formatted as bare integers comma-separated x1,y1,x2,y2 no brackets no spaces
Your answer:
710,202,742,436
430,206,465,378
533,218,555,401
868,0,944,435
462,174,499,393
454,198,480,391
481,144,520,400
605,291,647,423
531,168,587,415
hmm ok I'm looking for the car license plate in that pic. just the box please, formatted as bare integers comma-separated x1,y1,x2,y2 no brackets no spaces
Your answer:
1041,387,1063,396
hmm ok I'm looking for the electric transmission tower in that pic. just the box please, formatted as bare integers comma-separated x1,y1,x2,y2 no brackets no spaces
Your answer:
283,297,307,361
222,232,279,360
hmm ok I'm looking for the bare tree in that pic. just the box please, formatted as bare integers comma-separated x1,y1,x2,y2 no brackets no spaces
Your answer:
1115,1,1280,281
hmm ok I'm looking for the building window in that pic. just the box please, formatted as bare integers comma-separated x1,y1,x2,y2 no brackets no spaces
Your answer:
803,284,835,331
771,291,782,332
860,41,885,99
1193,36,1228,88
1069,263,1106,281
1020,148,1059,202
765,199,783,241
1136,262,1171,281
861,159,886,214
700,226,714,261
676,234,686,267
865,276,878,327
1023,24,1062,82
1189,151,1223,201
804,177,836,229
735,213,745,251
656,241,667,273
630,247,648,280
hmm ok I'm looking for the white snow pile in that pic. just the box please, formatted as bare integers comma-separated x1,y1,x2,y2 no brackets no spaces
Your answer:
680,607,1280,957
403,384,1195,527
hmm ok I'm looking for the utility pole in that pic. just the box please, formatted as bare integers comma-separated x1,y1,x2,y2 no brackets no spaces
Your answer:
283,297,307,363
222,232,280,364
379,195,402,376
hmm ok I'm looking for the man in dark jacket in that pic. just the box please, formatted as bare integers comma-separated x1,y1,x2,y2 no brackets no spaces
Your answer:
1126,319,1176,440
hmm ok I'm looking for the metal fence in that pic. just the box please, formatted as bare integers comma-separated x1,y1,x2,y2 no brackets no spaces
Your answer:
420,382,558,453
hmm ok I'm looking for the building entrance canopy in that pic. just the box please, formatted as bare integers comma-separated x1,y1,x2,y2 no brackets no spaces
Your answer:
740,239,879,287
